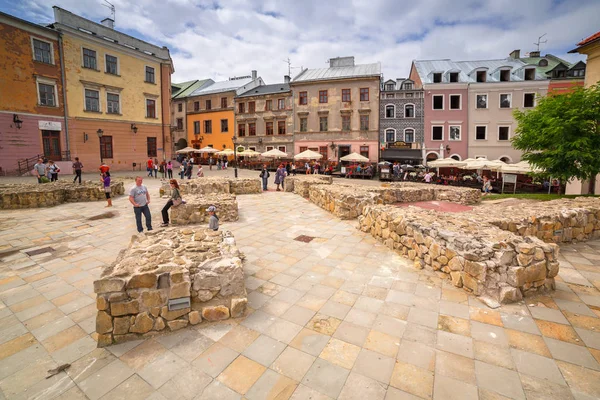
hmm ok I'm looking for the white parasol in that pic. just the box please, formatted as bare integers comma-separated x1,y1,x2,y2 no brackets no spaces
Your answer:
197,146,219,153
339,152,370,163
175,146,197,154
294,149,323,160
261,149,288,158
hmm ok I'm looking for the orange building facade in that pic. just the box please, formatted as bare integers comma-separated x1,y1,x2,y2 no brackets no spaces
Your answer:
186,94,236,152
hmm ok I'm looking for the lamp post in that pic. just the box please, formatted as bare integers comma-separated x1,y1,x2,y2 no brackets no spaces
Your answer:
232,135,238,178
97,129,104,164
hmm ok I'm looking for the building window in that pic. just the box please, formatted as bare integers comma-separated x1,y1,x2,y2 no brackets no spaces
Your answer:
204,120,212,133
266,146,274,152
265,100,272,111
277,98,285,110
299,91,307,105
206,100,212,110
406,93,413,98
475,126,487,140
146,99,156,118
500,69,510,82
32,38,52,64
385,105,395,118
145,66,155,83
432,126,443,141
500,94,512,109
221,119,228,132
83,48,96,69
38,83,56,107
360,88,369,101
248,101,255,113
177,118,183,130
385,129,395,143
498,126,510,141
278,146,286,153
100,136,113,159
266,121,273,135
147,137,157,157
405,104,414,118
85,89,100,112
476,94,488,109
238,123,245,137
319,116,328,131
404,128,415,143
194,121,200,134
450,95,461,110
319,146,328,160
278,120,286,135
249,122,256,136
524,68,535,81
107,93,120,114
221,97,227,108
105,54,118,75
342,115,351,131
449,126,461,141
299,146,308,153
404,83,413,90
476,70,487,82
360,115,369,131
299,118,307,132
342,89,351,102
433,95,444,110
238,103,245,113
194,101,199,111
319,90,328,103
449,72,459,82
178,103,183,112
433,73,442,83
524,93,535,108
360,146,369,159
385,83,394,91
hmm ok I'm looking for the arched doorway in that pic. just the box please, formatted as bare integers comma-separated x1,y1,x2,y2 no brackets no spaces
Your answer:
499,155,512,163
176,138,187,150
449,154,462,161
426,152,439,162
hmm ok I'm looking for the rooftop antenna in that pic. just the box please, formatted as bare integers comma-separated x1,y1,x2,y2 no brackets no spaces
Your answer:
283,57,301,76
103,0,115,26
534,33,547,52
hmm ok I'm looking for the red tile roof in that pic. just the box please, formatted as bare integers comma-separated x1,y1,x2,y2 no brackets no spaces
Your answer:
577,31,600,47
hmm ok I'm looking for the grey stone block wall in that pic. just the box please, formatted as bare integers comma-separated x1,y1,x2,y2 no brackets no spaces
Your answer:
379,90,425,144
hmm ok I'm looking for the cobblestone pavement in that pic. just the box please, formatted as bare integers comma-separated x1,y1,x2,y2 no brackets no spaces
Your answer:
1,176,600,399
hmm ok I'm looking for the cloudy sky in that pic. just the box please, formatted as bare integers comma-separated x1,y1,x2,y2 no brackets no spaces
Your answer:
2,0,598,84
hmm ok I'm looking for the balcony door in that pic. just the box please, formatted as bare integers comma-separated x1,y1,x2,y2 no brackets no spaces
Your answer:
42,130,61,160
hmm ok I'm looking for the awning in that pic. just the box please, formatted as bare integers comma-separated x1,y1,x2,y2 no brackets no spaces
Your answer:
381,149,422,161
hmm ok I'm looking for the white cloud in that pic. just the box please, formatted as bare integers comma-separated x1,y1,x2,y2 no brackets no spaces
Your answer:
7,0,597,83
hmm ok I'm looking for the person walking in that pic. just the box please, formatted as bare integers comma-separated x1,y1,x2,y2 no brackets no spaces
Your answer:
146,157,153,177
274,163,286,191
72,157,83,184
260,164,270,191
166,161,173,179
217,159,222,170
47,160,59,181
305,161,310,175
207,206,219,231
285,162,291,177
185,161,193,179
291,162,296,176
209,156,214,170
159,161,166,179
33,158,47,183
160,179,181,227
153,159,159,178
129,176,152,233
102,171,112,207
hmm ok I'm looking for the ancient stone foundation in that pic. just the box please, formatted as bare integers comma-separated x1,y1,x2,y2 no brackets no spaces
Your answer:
166,178,261,196
93,227,247,346
284,175,333,197
0,181,125,209
360,205,559,304
170,194,238,225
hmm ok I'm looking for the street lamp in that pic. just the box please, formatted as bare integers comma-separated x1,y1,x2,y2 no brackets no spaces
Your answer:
232,135,238,178
97,129,104,164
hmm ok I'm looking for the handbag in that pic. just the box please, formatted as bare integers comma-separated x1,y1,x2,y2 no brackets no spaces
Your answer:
173,197,183,206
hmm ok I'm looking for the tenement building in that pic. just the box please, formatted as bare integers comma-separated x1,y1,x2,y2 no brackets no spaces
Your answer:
171,79,213,153
51,7,174,171
234,77,293,156
379,78,424,164
291,57,381,163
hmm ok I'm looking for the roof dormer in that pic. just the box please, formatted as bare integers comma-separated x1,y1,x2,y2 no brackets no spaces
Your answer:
469,67,489,83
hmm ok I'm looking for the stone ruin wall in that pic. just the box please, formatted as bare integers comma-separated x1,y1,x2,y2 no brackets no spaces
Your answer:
164,178,261,197
93,228,247,346
0,181,125,209
170,194,239,225
359,205,559,304
284,175,333,197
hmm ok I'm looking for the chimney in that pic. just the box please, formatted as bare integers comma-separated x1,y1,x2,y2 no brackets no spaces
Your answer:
529,51,540,58
251,70,257,80
284,75,291,83
101,18,114,29
329,56,355,68
509,49,520,59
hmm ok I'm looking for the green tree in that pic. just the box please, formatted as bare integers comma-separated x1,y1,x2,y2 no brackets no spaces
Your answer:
512,84,600,194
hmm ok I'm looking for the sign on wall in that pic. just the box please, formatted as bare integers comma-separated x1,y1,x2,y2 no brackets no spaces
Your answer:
38,121,62,131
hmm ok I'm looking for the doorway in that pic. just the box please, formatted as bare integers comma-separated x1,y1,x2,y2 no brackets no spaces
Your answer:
339,145,351,159
42,130,61,160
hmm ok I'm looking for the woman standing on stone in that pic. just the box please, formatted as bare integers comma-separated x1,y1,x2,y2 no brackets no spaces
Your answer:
274,163,286,191
102,171,112,207
161,179,182,227
260,164,270,191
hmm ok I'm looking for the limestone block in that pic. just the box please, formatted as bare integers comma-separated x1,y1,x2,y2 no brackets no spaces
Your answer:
127,273,158,289
130,312,154,334
94,278,126,294
517,253,533,267
96,296,109,311
547,261,560,278
448,257,463,271
196,290,218,302
113,317,130,335
524,261,547,282
97,333,113,347
96,311,113,334
189,311,202,325
168,319,189,331
202,305,230,321
141,291,166,308
507,267,526,287
161,306,191,321
170,282,191,299
111,300,139,316
499,286,523,303
231,297,248,318
154,317,166,331
109,293,127,302
450,271,463,287
461,273,480,295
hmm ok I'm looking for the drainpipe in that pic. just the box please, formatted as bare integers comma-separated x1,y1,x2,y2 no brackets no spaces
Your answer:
160,64,167,160
57,32,70,157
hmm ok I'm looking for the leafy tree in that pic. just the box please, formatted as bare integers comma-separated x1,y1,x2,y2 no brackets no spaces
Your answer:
512,84,600,194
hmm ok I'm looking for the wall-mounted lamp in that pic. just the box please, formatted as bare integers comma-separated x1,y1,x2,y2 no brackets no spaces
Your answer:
445,145,451,152
258,138,263,144
97,129,104,138
13,114,23,130
131,123,138,134
329,141,335,150
83,132,89,143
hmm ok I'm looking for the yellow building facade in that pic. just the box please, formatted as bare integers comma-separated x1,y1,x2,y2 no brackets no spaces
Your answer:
53,7,173,171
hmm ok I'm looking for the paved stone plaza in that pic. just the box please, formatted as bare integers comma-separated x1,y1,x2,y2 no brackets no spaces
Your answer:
1,173,600,399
